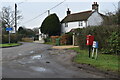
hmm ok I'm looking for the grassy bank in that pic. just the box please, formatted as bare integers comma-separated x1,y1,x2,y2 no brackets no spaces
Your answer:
0,43,21,47
70,47,119,72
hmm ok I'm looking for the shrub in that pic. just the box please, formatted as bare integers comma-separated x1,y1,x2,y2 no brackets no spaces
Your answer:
60,33,72,45
74,25,120,54
21,37,33,42
106,32,120,54
2,34,18,43
50,36,60,43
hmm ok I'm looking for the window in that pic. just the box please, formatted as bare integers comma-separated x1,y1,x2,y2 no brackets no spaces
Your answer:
65,23,68,27
79,21,83,26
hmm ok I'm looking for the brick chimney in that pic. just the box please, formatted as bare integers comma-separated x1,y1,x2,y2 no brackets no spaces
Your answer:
92,2,99,12
67,8,71,15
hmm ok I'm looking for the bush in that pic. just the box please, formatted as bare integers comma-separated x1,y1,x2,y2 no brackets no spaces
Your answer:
74,25,120,54
60,33,72,45
21,38,34,42
2,34,18,43
106,32,120,54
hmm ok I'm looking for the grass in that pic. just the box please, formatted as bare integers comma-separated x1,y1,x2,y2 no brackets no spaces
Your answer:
0,43,21,47
70,47,119,72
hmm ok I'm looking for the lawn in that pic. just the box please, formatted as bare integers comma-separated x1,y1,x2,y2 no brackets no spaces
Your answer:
0,43,21,47
70,47,119,72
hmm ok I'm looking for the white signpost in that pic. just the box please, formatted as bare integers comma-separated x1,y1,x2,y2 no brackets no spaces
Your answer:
92,41,98,59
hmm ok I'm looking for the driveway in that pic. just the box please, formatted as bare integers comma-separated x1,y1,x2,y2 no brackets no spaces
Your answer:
2,42,114,78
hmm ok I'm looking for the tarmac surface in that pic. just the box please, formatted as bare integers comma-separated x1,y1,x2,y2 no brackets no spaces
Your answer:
1,42,118,79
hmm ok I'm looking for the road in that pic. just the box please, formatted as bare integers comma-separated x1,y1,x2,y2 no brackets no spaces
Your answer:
2,42,113,78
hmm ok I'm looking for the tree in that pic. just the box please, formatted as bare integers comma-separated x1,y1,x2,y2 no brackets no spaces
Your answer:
32,27,39,35
40,13,61,36
18,27,35,37
1,6,22,32
18,27,26,34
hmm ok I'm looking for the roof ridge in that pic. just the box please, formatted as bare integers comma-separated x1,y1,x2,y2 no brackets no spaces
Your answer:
69,10,92,15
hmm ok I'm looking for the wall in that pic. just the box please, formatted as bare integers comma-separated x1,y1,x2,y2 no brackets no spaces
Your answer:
88,11,103,26
61,21,86,33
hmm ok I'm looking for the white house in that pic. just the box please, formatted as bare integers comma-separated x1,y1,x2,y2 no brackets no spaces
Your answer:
61,2,105,33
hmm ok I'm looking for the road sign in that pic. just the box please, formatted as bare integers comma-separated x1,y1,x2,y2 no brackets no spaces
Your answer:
6,27,13,43
92,41,98,48
6,27,13,31
92,41,98,59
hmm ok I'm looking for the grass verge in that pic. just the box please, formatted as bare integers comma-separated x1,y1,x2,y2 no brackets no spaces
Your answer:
69,47,119,72
0,43,21,47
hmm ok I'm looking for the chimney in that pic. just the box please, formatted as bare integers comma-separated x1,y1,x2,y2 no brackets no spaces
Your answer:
67,8,71,15
92,2,99,12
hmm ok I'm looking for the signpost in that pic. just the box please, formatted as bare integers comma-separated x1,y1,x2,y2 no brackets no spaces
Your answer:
92,41,98,59
6,27,13,43
86,35,94,58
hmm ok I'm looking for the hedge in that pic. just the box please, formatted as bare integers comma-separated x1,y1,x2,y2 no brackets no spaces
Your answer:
1,34,18,44
74,25,120,54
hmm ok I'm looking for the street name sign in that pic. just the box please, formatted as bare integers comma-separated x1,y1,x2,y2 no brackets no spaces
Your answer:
6,27,13,31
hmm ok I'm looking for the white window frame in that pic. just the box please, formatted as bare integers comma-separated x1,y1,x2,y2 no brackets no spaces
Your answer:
79,21,83,26
65,23,68,27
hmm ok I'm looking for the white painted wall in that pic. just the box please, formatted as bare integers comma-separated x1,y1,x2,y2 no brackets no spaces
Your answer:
88,11,103,26
61,21,86,33
61,11,104,33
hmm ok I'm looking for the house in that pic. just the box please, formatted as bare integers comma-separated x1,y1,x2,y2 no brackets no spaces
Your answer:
61,2,105,33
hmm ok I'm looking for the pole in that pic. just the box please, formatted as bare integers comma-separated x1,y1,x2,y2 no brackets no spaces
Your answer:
15,3,17,33
73,33,75,46
89,45,91,58
9,31,10,44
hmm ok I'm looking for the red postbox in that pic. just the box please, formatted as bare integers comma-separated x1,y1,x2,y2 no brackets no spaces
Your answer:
86,35,94,45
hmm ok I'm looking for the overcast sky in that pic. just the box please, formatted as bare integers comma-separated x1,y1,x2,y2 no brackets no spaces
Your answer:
0,0,119,29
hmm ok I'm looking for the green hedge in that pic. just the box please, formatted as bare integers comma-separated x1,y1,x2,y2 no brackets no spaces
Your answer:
74,25,120,54
2,34,21,44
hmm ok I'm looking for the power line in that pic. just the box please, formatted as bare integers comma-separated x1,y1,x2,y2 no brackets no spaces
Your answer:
23,10,48,24
49,0,66,10
23,0,66,24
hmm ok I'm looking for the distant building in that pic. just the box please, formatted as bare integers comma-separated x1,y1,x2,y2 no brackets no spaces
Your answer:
61,2,106,33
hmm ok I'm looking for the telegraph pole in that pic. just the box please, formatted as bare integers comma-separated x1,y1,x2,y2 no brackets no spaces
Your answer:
15,3,17,33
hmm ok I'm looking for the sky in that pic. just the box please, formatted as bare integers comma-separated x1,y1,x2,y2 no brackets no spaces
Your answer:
0,0,120,29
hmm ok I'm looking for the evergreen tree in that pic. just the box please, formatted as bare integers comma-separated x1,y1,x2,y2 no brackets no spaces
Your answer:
40,13,61,36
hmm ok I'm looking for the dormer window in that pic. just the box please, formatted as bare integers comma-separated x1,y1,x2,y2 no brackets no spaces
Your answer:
65,23,68,27
79,21,83,26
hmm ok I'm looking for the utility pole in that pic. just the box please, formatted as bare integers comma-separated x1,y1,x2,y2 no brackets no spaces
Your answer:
15,3,17,33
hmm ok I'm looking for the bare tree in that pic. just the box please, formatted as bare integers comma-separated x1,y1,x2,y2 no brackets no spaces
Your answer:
1,6,22,30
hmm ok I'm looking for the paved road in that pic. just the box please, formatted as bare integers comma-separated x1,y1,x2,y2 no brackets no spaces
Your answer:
2,42,110,78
